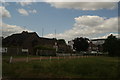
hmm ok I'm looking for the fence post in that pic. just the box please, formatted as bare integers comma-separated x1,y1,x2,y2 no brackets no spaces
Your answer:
39,56,41,61
26,56,28,62
64,56,65,59
9,56,13,63
58,56,59,60
50,56,51,62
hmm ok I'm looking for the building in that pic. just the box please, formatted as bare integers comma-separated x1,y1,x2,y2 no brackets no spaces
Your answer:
68,40,74,49
68,40,75,52
89,39,106,52
2,31,69,55
68,39,106,52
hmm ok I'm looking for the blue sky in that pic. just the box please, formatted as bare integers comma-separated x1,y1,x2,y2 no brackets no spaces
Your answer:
1,2,119,41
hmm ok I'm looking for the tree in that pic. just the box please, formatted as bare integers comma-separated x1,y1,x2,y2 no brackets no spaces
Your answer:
103,34,120,56
73,37,89,52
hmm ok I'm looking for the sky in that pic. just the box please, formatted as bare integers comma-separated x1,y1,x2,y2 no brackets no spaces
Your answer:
1,1,119,42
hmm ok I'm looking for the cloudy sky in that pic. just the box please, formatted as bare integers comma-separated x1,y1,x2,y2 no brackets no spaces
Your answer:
1,1,119,41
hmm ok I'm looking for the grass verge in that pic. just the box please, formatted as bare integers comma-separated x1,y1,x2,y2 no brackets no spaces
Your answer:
2,56,120,79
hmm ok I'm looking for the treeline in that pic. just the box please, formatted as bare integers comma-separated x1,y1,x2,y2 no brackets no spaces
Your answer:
72,34,120,57
103,34,120,56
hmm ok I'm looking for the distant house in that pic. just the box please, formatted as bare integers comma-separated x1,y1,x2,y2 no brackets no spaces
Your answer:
89,39,106,52
2,31,39,55
91,39,105,45
68,40,74,49
68,39,106,52
2,31,69,55
68,40,75,52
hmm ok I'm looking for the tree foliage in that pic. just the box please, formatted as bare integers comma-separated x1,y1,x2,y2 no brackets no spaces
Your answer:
103,34,120,56
73,37,89,52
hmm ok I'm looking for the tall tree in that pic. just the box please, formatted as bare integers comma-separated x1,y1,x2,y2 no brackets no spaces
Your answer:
73,37,89,52
103,34,120,56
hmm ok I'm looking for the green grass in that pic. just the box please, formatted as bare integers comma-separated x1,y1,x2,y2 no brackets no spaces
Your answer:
2,56,120,79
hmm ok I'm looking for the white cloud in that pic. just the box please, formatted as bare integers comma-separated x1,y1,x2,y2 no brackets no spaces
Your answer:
1,22,32,37
17,8,37,16
44,0,119,2
29,9,37,13
47,2,117,10
18,2,32,6
18,8,29,16
0,6,11,18
17,0,37,6
17,1,37,15
1,0,119,2
45,16,118,41
96,33,119,39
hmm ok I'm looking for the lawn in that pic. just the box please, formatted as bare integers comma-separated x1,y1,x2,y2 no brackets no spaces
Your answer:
2,56,120,79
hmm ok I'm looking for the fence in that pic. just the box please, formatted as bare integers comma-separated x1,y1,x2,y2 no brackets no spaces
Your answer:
3,52,108,63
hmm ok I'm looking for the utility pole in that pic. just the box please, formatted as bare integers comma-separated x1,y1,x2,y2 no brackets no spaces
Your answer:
54,29,58,55
55,29,56,39
42,28,44,37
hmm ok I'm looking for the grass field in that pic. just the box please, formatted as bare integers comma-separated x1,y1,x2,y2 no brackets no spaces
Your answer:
2,56,120,79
